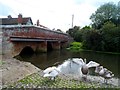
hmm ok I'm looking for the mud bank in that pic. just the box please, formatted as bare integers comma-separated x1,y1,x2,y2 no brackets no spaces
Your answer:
0,55,40,88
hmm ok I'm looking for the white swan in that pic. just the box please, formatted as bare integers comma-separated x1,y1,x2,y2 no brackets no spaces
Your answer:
57,58,84,76
43,58,84,80
95,66,114,84
43,66,60,80
43,58,100,80
81,59,100,79
95,65,103,74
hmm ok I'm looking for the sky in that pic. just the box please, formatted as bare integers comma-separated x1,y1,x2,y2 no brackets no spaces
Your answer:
0,0,119,32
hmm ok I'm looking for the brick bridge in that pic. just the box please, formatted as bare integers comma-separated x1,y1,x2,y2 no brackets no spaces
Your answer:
2,25,72,57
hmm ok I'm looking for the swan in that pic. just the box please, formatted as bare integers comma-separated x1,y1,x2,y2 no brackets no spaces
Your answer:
43,66,60,80
95,66,114,84
43,58,100,80
43,58,84,80
57,58,84,76
43,66,56,74
81,59,100,80
57,58,99,79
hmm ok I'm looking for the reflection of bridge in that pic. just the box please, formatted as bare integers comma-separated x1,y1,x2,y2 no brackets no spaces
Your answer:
2,25,72,56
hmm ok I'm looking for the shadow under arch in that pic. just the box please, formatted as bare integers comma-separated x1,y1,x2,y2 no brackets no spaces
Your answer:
47,42,53,51
19,46,34,56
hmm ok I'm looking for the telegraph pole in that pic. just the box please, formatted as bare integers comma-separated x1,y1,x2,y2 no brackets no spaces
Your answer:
72,14,74,28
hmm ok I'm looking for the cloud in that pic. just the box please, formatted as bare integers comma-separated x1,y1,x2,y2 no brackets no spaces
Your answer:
0,2,14,17
0,0,120,32
0,0,75,31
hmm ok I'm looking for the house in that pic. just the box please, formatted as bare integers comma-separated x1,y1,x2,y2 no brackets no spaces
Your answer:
0,14,33,25
0,14,51,30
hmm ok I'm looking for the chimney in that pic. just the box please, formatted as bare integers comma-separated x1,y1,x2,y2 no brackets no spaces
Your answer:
37,19,40,26
18,14,23,25
8,15,12,19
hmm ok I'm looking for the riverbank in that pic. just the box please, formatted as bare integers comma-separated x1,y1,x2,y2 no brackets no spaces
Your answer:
1,54,40,89
3,72,120,89
67,42,120,55
1,54,120,89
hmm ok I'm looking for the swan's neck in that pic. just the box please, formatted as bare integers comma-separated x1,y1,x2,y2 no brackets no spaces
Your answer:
99,69,104,75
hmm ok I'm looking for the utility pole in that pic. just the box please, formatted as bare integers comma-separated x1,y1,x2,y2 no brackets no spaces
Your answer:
72,14,74,28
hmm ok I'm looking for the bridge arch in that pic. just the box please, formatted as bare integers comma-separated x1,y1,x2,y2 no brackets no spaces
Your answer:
19,46,34,56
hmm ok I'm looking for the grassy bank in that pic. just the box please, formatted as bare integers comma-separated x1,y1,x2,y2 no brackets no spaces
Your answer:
67,42,120,55
3,72,119,89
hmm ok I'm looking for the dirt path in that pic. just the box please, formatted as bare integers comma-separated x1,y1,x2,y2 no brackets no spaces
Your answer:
0,54,40,88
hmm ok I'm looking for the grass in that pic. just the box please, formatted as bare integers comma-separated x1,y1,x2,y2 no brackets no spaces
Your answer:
93,50,120,55
67,42,83,52
0,60,4,66
4,73,119,89
67,42,120,55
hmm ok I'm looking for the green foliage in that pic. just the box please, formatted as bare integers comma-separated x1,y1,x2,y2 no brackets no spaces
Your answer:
66,26,92,42
66,2,120,53
66,26,80,37
82,29,103,51
68,42,83,51
101,21,120,52
74,30,83,42
67,22,120,52
82,26,91,30
81,21,120,52
0,60,5,66
66,26,82,42
90,2,119,29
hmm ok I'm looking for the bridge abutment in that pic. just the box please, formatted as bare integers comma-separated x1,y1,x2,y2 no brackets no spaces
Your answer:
36,41,47,53
61,42,68,49
52,41,61,50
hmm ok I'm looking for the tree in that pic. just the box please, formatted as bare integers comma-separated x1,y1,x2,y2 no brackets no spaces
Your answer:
90,2,117,29
82,26,91,30
101,21,120,52
56,29,63,32
117,1,120,26
82,29,103,51
74,30,83,42
66,26,80,36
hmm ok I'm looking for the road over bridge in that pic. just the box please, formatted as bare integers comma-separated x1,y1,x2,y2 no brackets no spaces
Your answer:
2,25,72,57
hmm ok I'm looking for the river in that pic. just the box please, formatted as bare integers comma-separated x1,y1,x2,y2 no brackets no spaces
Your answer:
15,50,120,78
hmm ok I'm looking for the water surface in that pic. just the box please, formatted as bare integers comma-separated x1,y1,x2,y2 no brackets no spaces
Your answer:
16,50,120,78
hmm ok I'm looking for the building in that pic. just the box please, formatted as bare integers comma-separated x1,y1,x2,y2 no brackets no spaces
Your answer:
0,14,50,29
0,14,33,25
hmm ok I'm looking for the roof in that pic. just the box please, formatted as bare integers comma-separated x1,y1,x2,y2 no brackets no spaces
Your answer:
0,17,33,25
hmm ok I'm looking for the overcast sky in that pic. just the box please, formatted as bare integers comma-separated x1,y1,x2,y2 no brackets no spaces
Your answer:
0,0,119,32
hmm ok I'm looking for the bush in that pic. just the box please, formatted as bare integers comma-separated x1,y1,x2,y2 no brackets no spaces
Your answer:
68,42,83,51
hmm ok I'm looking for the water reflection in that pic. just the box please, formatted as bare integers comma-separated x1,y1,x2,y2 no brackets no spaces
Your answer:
15,50,120,78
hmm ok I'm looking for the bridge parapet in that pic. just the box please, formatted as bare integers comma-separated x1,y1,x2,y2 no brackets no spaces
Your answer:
2,25,70,42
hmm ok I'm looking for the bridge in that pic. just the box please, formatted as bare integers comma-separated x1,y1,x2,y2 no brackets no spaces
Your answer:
2,25,72,57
